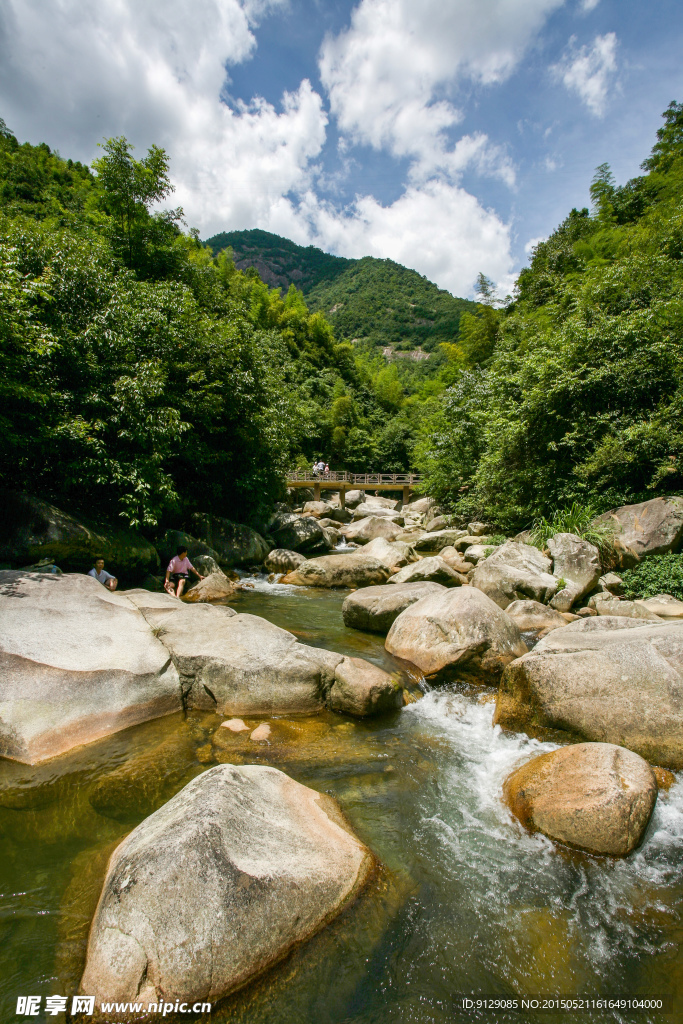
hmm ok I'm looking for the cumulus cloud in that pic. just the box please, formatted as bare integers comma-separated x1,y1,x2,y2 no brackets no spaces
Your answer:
579,0,600,11
319,0,564,171
0,0,522,296
552,32,618,116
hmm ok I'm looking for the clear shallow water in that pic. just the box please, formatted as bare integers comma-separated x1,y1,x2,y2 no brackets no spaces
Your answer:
0,578,681,1023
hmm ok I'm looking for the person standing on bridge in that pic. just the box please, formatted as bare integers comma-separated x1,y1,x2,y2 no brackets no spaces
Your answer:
324,462,329,476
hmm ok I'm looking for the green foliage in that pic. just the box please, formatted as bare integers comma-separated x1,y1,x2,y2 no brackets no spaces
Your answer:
418,102,683,531
621,553,683,601
530,502,616,554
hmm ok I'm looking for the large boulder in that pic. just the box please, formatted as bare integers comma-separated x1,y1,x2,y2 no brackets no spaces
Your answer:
131,599,343,716
270,513,328,554
342,582,447,633
414,529,468,553
363,495,398,510
471,541,558,609
264,549,306,574
159,531,222,570
343,489,366,509
548,533,601,612
361,537,417,573
303,501,333,518
439,546,475,574
80,765,373,1007
342,516,405,545
352,503,404,524
182,572,235,603
504,743,657,856
280,553,390,589
387,556,465,587
193,516,271,567
593,496,683,557
401,496,435,516
0,492,160,580
328,506,353,524
494,616,683,769
636,594,683,619
588,594,661,619
385,587,528,684
328,657,403,717
0,573,181,764
505,599,569,638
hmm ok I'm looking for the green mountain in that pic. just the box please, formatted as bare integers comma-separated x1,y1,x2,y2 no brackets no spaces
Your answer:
203,228,476,357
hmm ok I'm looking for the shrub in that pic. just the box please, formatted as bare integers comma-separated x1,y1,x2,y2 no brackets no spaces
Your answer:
620,553,683,601
530,501,615,558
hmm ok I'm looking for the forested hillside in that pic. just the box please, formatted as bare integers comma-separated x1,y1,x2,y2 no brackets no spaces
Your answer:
203,228,476,358
0,121,450,535
418,102,683,531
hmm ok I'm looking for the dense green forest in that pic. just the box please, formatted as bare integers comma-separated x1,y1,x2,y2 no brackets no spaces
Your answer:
204,228,476,357
418,101,683,530
3,102,682,537
0,122,451,532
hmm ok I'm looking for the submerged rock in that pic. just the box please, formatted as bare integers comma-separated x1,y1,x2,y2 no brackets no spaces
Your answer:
280,553,390,589
79,765,374,1007
342,582,447,633
0,572,181,764
494,616,683,768
504,742,657,856
385,586,527,684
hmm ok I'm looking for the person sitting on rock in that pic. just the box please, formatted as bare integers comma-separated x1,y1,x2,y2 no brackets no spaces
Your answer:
88,557,118,591
165,545,204,598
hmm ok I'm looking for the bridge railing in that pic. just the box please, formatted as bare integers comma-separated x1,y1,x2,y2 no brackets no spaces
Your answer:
286,471,423,486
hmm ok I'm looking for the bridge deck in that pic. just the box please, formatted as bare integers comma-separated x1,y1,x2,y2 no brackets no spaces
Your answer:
286,471,422,506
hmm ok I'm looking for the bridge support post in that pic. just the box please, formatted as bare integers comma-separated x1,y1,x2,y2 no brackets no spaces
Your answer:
402,485,411,508
339,486,346,509
314,482,321,501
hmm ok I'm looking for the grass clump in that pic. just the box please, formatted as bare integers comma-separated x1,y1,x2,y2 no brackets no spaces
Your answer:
530,501,615,558
621,553,683,601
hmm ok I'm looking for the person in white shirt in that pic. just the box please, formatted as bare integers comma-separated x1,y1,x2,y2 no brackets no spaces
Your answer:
88,557,118,591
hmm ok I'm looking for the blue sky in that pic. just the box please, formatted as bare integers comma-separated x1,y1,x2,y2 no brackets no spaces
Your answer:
1,0,682,297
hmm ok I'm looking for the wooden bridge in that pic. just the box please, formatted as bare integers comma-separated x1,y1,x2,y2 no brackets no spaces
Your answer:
286,471,423,507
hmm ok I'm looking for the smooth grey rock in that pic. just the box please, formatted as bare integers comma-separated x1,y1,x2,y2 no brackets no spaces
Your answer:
387,556,464,587
138,604,342,716
588,594,661,619
264,549,306,574
303,501,334,518
401,497,435,516
439,546,475,574
548,533,601,612
363,495,398,510
504,742,657,856
636,594,683,619
270,514,327,554
414,528,468,553
0,572,181,764
80,765,374,1006
505,599,569,637
342,489,366,508
471,541,557,609
329,657,403,716
342,517,406,545
494,616,683,769
593,496,683,557
280,553,390,589
598,572,624,595
352,503,404,524
468,522,490,536
183,572,235,603
385,586,527,684
329,506,353,524
453,535,491,552
342,582,447,633
361,537,417,572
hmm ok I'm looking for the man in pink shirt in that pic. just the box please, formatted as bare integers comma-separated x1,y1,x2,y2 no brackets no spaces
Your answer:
164,545,204,597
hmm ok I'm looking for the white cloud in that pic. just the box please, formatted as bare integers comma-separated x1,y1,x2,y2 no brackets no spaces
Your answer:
0,0,517,298
319,0,564,172
524,235,546,255
0,0,326,233
265,180,515,298
552,32,618,116
579,0,600,11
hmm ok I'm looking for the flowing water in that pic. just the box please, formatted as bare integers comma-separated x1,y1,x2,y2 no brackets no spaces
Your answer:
0,575,681,1023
